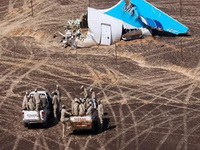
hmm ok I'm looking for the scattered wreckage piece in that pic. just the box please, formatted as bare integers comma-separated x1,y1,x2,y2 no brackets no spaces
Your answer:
122,29,143,41
59,18,83,48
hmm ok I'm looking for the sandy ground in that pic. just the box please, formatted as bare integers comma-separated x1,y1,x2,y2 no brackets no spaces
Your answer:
0,0,200,150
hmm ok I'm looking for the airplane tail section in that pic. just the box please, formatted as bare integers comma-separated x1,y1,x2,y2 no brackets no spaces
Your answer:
105,0,188,35
132,0,188,35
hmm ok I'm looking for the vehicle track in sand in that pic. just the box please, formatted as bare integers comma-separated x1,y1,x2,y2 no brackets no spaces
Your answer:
0,0,200,150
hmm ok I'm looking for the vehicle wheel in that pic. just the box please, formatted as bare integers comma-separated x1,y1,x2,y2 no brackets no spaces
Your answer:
96,122,101,133
49,111,54,119
42,121,48,128
91,122,97,134
73,129,78,134
24,123,28,127
97,119,102,133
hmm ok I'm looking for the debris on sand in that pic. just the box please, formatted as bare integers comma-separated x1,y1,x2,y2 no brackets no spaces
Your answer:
58,0,189,48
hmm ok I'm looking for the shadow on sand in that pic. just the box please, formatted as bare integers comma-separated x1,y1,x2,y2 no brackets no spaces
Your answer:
25,118,58,129
152,29,191,37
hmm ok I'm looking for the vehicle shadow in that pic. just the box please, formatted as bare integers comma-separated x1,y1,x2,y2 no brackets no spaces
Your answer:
102,117,116,132
26,118,58,129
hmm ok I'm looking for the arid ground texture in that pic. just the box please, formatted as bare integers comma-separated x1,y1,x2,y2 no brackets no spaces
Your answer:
0,0,200,150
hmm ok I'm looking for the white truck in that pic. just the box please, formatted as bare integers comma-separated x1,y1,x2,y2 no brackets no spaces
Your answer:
69,108,100,133
22,91,53,127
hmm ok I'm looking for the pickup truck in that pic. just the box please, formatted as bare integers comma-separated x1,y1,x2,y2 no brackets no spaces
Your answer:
69,109,100,133
22,91,53,127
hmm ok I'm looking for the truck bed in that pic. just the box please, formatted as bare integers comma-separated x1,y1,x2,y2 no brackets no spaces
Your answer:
70,116,92,130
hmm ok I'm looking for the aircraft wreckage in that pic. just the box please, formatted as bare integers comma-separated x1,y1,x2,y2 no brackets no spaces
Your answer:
59,0,189,48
